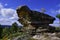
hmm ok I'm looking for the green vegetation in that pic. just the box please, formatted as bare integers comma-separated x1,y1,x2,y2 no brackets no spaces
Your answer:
56,14,60,19
55,14,60,31
10,22,18,33
55,27,60,30
56,14,60,24
0,22,22,40
0,25,3,39
0,22,36,40
3,27,10,37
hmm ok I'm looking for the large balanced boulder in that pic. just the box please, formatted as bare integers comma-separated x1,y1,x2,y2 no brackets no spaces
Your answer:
16,5,55,33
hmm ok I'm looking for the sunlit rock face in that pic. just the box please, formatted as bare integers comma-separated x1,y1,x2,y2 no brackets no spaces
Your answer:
16,5,31,18
16,5,55,32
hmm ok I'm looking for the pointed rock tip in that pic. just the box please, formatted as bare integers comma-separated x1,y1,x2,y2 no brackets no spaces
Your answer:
16,5,30,10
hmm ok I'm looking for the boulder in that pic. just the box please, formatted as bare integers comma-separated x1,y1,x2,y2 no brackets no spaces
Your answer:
16,5,55,33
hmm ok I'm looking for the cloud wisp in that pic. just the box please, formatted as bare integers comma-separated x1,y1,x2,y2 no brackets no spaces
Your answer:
49,8,60,27
0,3,20,25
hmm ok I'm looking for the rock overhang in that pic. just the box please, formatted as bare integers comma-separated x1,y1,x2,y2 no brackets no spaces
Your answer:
16,5,55,25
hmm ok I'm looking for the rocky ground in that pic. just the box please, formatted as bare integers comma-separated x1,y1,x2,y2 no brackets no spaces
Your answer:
11,32,60,40
33,32,60,40
15,5,59,40
10,27,60,40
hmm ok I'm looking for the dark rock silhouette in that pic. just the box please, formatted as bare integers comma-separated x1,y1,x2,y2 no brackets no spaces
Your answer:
16,5,55,35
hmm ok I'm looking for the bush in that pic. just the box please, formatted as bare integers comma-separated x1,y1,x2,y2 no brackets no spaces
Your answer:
55,27,60,30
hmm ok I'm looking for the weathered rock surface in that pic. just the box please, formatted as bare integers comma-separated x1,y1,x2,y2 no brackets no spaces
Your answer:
33,33,60,40
12,32,60,40
16,5,55,35
16,5,55,24
17,5,55,26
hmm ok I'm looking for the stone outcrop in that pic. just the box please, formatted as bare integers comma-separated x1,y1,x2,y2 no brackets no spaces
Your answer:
32,33,60,40
16,5,55,34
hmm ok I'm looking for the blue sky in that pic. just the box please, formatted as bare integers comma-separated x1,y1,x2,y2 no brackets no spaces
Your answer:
0,0,60,26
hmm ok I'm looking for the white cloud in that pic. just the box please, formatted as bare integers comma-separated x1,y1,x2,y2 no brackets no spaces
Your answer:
49,24,60,27
50,9,60,17
56,9,60,13
0,3,21,25
49,18,60,27
0,3,3,9
49,9,60,27
1,8,18,19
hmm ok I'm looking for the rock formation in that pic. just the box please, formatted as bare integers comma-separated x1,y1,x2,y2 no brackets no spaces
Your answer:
16,5,55,35
32,33,60,40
